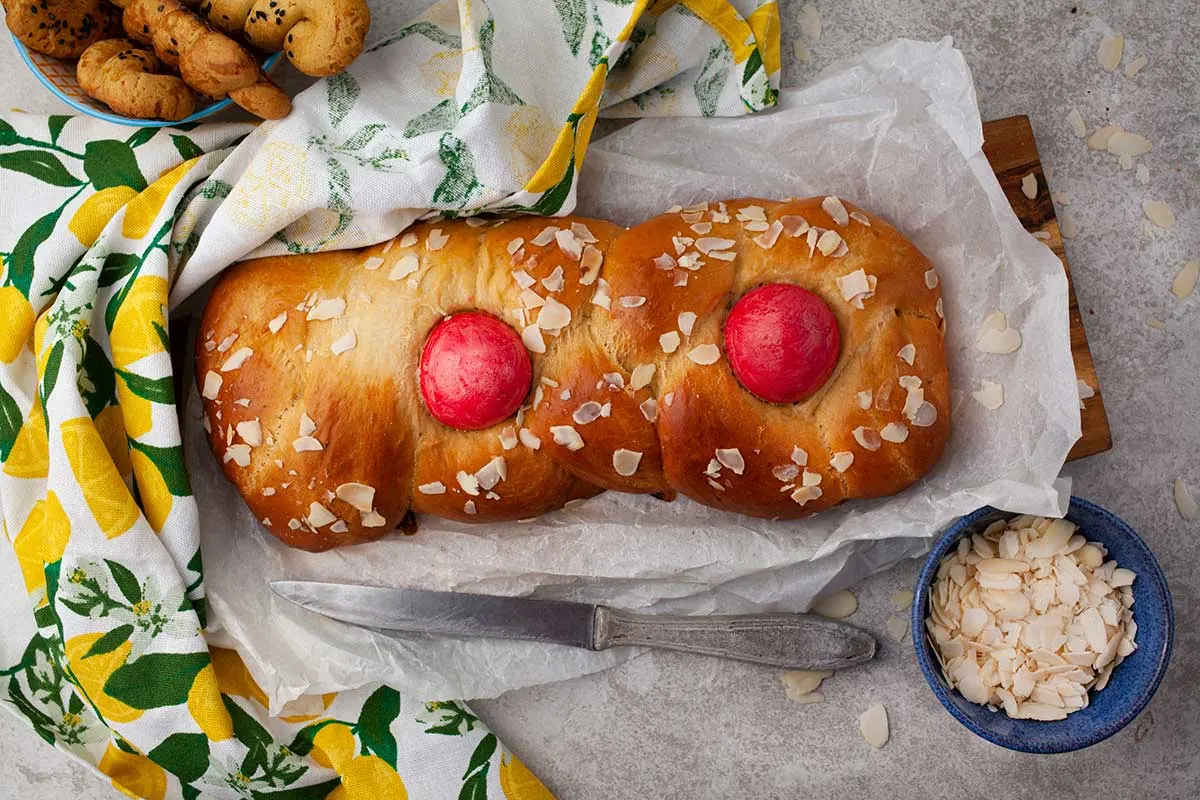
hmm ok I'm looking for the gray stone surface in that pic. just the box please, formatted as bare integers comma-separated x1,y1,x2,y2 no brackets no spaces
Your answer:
1,0,1197,798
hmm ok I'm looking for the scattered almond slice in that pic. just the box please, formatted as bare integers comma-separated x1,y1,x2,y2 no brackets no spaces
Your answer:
897,344,916,365
389,254,419,281
790,446,808,466
972,380,1004,410
856,391,872,410
880,423,908,443
235,420,262,447
812,589,857,619
1066,108,1086,138
1175,478,1198,521
975,310,1022,354
715,448,745,475
202,371,223,400
852,426,881,451
830,452,854,473
793,39,810,64
1107,130,1152,158
890,589,914,611
267,313,287,334
335,483,375,513
551,425,585,451
687,344,720,365
330,331,356,356
1097,33,1123,72
426,229,449,251
1086,124,1120,150
612,449,642,477
1077,378,1095,409
307,297,346,321
1060,215,1077,239
220,347,253,372
306,503,337,528
779,669,832,701
1021,173,1038,200
659,331,681,353
799,3,821,41
816,229,843,256
858,704,889,749
1136,162,1150,184
223,444,251,467
821,196,850,226
1143,200,1175,228
886,616,909,642
1123,53,1148,77
1171,261,1199,299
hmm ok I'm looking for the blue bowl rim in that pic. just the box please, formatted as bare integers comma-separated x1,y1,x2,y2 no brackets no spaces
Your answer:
13,34,282,128
911,496,1174,754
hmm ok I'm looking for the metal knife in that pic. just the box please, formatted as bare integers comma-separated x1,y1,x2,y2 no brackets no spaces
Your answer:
270,581,876,671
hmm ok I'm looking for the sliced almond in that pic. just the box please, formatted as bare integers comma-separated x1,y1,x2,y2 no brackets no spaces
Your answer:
822,196,850,226
780,669,832,701
1021,173,1038,200
235,419,262,447
307,297,346,321
1066,108,1087,138
1124,53,1148,77
631,363,655,390
976,310,1022,354
1142,200,1175,228
1097,33,1123,72
306,503,337,528
612,449,643,477
580,245,603,285
551,425,585,451
880,423,909,443
202,371,223,400
330,331,356,356
220,347,253,372
659,331,681,353
897,344,916,365
521,324,546,354
336,482,376,513
1171,261,1199,299
972,380,1004,410
830,451,854,473
1086,124,1120,150
687,344,720,365
1175,477,1198,521
859,704,889,749
813,589,857,619
852,427,881,451
715,448,745,475
267,313,288,333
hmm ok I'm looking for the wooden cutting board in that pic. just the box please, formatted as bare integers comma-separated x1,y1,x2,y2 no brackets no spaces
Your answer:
981,115,1112,462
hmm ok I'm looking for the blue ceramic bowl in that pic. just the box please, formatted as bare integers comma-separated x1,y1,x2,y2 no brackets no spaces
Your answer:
14,35,282,127
912,497,1173,753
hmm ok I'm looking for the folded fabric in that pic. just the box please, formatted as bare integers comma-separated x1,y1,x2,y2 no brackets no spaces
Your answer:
0,1,779,797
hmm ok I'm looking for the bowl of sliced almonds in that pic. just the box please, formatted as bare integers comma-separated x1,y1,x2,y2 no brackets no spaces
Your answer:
913,498,1173,753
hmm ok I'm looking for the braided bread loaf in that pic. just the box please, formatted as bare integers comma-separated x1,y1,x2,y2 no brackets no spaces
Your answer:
196,0,370,77
196,197,950,552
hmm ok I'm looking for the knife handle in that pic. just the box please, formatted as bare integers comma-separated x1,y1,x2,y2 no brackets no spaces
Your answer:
592,608,876,671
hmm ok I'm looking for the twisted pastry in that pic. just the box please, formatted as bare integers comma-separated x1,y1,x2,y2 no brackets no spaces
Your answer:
77,38,195,120
197,0,370,76
116,0,291,119
196,197,950,552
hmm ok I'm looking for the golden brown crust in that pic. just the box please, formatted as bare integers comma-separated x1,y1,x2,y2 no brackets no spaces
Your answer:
4,0,121,59
197,198,950,551
77,38,196,121
199,0,370,77
121,0,290,119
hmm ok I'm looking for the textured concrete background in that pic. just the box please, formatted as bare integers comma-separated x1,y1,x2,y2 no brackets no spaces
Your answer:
1,0,1197,798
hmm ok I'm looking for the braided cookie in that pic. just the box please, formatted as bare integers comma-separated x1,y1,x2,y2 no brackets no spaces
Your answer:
197,0,370,76
196,198,950,552
2,0,121,59
77,38,195,120
117,0,291,119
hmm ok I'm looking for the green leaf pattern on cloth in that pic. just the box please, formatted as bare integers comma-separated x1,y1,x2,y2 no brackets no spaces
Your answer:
0,2,778,797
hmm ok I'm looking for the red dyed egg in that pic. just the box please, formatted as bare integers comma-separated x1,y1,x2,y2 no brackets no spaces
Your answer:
723,283,840,403
419,312,532,430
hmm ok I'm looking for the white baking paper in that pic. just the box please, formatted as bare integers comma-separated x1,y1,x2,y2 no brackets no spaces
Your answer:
184,38,1081,713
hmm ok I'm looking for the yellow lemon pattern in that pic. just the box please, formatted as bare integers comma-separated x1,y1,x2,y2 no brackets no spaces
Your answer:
98,742,167,800
122,158,199,240
186,665,234,742
4,393,49,479
0,285,34,363
61,417,140,539
0,2,776,796
12,491,69,595
65,633,143,724
500,752,556,800
109,275,168,371
69,186,139,248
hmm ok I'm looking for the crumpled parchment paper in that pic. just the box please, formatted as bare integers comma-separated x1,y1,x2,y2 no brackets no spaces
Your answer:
184,38,1081,713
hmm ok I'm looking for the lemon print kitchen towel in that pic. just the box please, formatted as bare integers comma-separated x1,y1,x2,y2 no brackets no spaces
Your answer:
0,1,778,797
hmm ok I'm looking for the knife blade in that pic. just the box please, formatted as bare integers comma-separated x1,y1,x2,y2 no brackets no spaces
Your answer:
271,581,876,671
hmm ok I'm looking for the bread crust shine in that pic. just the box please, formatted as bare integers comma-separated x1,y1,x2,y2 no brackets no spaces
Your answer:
196,198,950,551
